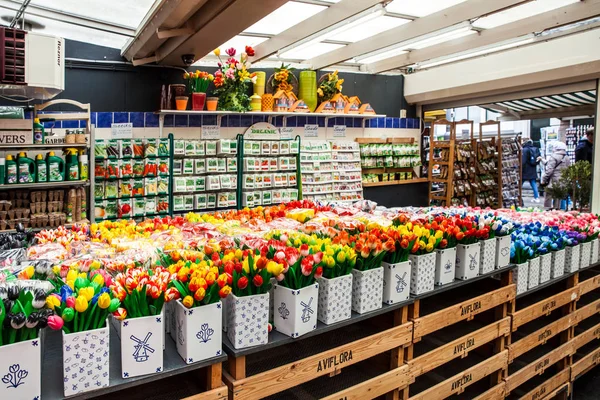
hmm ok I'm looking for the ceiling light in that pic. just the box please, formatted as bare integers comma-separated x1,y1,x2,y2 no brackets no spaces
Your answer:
277,4,386,57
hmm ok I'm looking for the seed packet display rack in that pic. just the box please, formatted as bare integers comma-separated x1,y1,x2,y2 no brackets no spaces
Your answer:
476,120,503,208
428,119,455,206
453,119,476,207
235,134,302,209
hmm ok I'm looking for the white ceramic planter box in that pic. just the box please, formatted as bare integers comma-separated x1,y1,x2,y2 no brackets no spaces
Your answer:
0,338,41,400
274,283,319,337
580,241,592,269
455,243,481,280
227,293,269,349
174,300,222,364
551,249,566,279
591,239,599,265
383,261,411,304
480,239,496,275
495,236,511,268
565,245,581,273
409,253,436,295
317,274,352,325
528,257,540,289
119,312,164,378
62,323,109,396
351,267,383,314
539,253,552,284
513,262,529,295
222,296,228,333
435,248,456,286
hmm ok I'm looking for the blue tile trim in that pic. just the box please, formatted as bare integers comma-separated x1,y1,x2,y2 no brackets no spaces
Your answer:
385,117,393,128
407,118,414,129
414,118,421,129
189,114,202,127
203,115,217,126
91,112,97,127
163,114,174,127
130,112,144,127
393,118,399,129
79,120,87,128
97,112,112,128
252,115,266,124
318,117,326,127
400,118,407,129
287,116,297,127
175,115,189,127
297,116,306,127
62,120,78,129
220,116,228,127
145,112,158,127
113,112,128,124
240,115,253,128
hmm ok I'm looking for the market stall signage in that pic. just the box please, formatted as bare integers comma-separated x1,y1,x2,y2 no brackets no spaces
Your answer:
111,123,133,139
245,122,280,140
280,127,294,140
201,125,220,139
333,125,346,138
304,124,318,138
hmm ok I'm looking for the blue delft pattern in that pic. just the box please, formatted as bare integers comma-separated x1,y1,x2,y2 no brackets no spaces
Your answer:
528,257,540,290
480,239,495,274
552,249,565,278
62,327,109,396
317,274,352,325
351,267,383,314
409,253,436,295
227,294,269,349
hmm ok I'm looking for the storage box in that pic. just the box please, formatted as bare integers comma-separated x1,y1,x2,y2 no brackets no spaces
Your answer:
495,236,511,268
174,300,222,364
580,241,592,269
0,338,41,400
227,293,269,349
118,313,164,378
528,257,540,289
539,253,552,284
479,238,496,275
565,245,580,273
317,274,352,325
551,249,566,278
513,262,529,295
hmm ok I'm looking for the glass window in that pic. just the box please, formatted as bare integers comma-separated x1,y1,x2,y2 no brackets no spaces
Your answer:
279,42,345,60
208,35,269,57
472,0,579,29
385,0,467,17
327,16,411,42
244,2,327,35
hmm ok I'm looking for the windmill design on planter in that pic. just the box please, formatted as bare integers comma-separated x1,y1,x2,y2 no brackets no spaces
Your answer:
444,260,452,271
131,333,154,362
395,272,408,294
468,253,477,271
300,297,314,323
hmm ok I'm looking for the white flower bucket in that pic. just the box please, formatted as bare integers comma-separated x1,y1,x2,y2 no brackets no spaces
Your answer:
435,248,456,286
382,260,411,304
479,238,496,275
513,262,529,295
226,293,269,349
274,283,319,337
316,274,352,325
174,300,222,364
539,253,552,284
551,249,566,278
62,323,109,396
580,241,592,269
565,245,581,273
528,257,540,290
119,312,164,378
495,236,511,268
0,338,41,400
409,253,436,295
455,243,481,281
591,239,600,265
351,267,383,314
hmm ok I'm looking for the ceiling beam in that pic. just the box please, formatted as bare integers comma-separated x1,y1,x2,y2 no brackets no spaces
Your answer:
368,0,600,73
251,0,385,62
307,0,529,69
497,105,596,121
480,103,521,118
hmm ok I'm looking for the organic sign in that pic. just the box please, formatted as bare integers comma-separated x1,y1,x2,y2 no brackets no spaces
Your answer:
244,122,280,140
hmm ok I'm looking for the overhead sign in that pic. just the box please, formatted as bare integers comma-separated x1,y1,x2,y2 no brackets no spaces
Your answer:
244,122,280,140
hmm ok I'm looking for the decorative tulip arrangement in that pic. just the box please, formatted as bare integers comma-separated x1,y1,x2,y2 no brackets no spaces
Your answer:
110,267,172,320
0,284,49,345
168,259,231,308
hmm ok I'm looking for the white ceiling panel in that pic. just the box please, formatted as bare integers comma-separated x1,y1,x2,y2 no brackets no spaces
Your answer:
279,42,345,60
244,2,327,35
209,35,269,56
473,0,580,29
385,0,468,17
327,15,411,42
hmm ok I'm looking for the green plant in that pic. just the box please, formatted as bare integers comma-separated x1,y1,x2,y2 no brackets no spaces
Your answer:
548,161,592,211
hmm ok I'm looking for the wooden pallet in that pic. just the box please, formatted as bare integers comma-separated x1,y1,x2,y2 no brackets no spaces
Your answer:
510,286,580,330
223,311,413,400
182,386,229,400
518,368,570,400
508,314,576,362
320,364,411,400
571,343,600,379
408,351,508,400
472,382,506,400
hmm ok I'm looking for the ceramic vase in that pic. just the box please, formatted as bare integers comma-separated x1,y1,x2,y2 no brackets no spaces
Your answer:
382,260,411,304
351,267,383,314
316,274,352,325
0,338,41,400
274,283,319,337
455,243,481,280
539,253,552,284
495,235,512,268
580,241,592,269
118,312,164,378
480,238,496,275
528,257,540,290
513,262,529,295
551,249,566,278
435,248,456,286
565,245,581,273
174,300,222,364
409,253,436,295
226,293,269,349
591,239,600,265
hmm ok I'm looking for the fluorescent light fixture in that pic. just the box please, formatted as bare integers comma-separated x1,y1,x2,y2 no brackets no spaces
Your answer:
416,35,535,69
277,4,386,57
355,21,473,64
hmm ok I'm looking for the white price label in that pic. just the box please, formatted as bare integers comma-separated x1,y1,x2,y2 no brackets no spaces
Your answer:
202,125,220,139
333,125,346,138
111,123,133,139
304,124,319,138
280,127,294,140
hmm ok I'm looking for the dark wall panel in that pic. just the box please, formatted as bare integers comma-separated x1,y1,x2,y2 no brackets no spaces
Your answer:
363,182,429,208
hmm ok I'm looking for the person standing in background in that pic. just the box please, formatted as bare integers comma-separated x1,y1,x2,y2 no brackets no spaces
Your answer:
575,127,594,163
541,141,570,209
522,139,541,203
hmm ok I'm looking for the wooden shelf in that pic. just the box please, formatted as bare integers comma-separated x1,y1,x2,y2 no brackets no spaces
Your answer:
0,180,89,190
0,143,88,149
362,178,428,187
157,110,384,119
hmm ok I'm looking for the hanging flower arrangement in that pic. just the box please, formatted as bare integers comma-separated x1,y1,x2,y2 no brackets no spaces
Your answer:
212,46,257,112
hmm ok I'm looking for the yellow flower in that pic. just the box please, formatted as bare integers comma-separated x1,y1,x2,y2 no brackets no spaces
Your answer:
93,273,104,286
66,279,75,290
97,293,111,309
336,251,346,263
419,240,426,250
435,230,443,240
213,48,221,57
79,287,94,302
183,72,189,79
46,295,60,310
75,296,88,313
266,261,284,277
317,88,324,97
182,295,194,308
426,243,434,252
194,287,206,302
242,258,250,274
66,269,78,282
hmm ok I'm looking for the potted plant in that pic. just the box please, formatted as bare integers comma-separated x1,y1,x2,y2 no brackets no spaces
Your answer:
47,271,119,396
110,266,173,378
184,70,214,111
227,251,283,349
271,243,322,337
352,230,389,314
431,217,456,286
454,217,487,281
564,231,586,273
212,47,257,112
408,224,440,295
381,227,414,304
493,218,514,269
510,234,533,295
169,258,231,364
0,283,49,400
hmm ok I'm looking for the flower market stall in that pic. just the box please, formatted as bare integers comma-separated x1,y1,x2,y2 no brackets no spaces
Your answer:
1,201,600,399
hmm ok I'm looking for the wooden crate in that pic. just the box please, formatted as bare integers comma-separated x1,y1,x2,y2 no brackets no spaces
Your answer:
578,273,600,296
472,382,506,400
413,285,516,341
320,364,411,400
408,350,508,400
182,386,229,400
224,322,413,400
573,297,600,323
508,314,576,362
571,320,600,351
571,344,600,379
505,341,573,393
518,368,570,400
510,287,580,331
409,317,510,378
